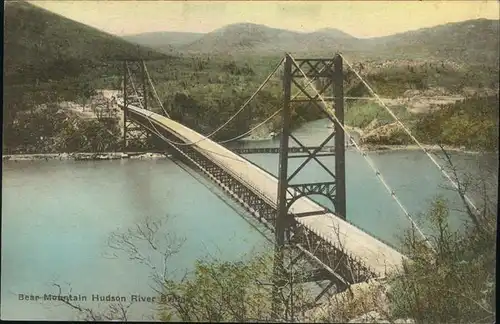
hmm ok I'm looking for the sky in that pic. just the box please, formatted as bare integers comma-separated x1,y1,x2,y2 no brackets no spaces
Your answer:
29,1,500,38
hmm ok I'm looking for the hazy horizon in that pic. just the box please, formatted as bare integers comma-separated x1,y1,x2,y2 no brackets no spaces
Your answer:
28,1,499,39
120,17,500,38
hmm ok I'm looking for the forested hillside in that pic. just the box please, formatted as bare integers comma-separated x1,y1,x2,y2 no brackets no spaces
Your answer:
4,1,498,154
3,1,167,153
126,19,500,66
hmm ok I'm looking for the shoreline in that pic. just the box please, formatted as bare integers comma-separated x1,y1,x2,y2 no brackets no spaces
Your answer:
2,152,169,162
3,144,488,162
357,144,486,155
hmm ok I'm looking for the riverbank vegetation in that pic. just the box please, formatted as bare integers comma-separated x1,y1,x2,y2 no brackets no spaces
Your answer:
348,94,499,151
388,197,496,323
5,63,498,155
413,95,499,151
2,102,122,154
6,48,498,155
154,171,496,323
4,2,498,155
54,149,496,322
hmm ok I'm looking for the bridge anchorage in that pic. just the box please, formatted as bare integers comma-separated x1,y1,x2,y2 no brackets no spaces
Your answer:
115,52,406,322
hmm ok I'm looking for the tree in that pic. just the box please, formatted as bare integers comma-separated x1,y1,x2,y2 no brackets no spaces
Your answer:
46,215,184,321
305,145,497,324
52,145,496,323
385,146,496,324
79,82,97,111
159,253,277,322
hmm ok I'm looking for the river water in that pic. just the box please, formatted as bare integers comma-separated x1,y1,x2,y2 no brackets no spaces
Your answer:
1,119,497,321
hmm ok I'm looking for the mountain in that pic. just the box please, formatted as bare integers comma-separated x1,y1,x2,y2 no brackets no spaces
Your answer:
312,27,356,40
4,1,168,85
123,23,359,56
178,23,358,55
122,31,204,53
362,19,500,64
123,19,499,65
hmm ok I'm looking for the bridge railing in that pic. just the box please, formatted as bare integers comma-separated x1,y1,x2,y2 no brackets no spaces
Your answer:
120,103,403,280
122,104,279,209
123,103,325,221
125,103,346,230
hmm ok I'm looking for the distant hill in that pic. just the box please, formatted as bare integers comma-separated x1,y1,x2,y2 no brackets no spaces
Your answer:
362,19,500,64
313,27,355,40
180,23,359,55
124,20,499,65
4,1,168,85
124,23,359,56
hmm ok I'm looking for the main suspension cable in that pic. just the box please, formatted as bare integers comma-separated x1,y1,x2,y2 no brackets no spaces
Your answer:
288,53,435,252
125,57,436,253
126,63,261,163
127,61,266,149
218,109,282,144
126,63,145,110
143,57,285,146
219,63,333,144
142,61,171,118
140,57,331,146
339,53,479,214
126,62,175,145
130,58,331,147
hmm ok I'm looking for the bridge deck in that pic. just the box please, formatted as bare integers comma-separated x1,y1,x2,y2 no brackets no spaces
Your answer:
123,104,406,277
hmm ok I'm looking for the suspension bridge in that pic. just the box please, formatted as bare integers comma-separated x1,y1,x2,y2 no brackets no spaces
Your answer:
112,52,478,306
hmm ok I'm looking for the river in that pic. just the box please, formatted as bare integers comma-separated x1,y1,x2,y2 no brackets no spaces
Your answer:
1,118,497,321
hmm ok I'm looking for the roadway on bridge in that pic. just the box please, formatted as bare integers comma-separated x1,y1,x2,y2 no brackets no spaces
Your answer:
121,103,407,278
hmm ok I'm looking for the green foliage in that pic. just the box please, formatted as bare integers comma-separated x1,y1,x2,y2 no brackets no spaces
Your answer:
158,252,313,322
159,253,274,322
222,61,255,75
2,1,167,154
355,64,498,97
353,95,498,151
366,68,428,96
147,56,285,141
2,104,121,154
5,2,498,154
57,117,121,153
3,0,167,119
414,95,499,151
345,102,411,129
388,196,496,323
4,1,165,84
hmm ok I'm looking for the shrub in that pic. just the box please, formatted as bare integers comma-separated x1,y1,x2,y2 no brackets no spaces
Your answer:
388,195,496,323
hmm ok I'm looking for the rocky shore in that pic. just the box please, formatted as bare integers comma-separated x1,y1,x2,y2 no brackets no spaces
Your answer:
343,123,482,155
2,152,169,161
3,142,483,162
357,144,481,155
